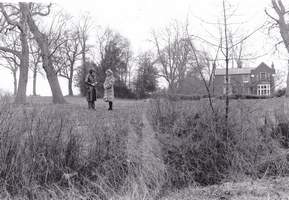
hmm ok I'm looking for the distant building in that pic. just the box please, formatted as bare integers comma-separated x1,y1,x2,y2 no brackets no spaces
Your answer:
214,62,276,96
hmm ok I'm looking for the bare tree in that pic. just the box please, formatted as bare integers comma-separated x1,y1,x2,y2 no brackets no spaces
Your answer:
222,0,230,135
23,3,66,104
57,30,82,96
126,56,134,88
95,27,131,85
0,52,20,95
265,0,289,96
0,2,29,104
0,31,21,95
186,0,265,139
186,38,220,113
29,39,42,96
28,9,67,97
152,22,191,93
77,14,93,78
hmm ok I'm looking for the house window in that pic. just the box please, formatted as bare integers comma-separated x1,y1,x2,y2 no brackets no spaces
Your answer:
260,72,266,81
223,75,231,84
242,74,250,83
257,84,270,96
267,73,271,81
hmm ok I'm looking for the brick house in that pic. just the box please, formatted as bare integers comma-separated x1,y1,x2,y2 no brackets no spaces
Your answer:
214,62,276,96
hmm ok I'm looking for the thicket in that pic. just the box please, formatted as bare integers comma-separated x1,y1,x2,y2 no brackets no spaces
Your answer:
147,98,289,191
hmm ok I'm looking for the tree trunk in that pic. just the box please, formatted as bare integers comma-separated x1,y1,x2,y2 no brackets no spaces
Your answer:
14,3,29,104
286,61,289,97
280,22,289,96
12,69,17,96
82,38,86,69
223,0,229,141
271,0,289,96
80,38,87,96
33,66,37,96
68,61,74,96
24,3,66,104
128,69,131,89
68,78,73,96
168,81,176,94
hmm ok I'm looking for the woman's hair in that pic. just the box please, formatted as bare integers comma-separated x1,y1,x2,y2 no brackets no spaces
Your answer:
105,69,113,75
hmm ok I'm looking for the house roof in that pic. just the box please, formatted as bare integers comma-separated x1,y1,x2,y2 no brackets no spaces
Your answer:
253,62,276,73
215,67,253,75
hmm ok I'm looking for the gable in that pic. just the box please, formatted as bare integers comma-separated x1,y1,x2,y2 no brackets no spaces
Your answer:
252,62,275,74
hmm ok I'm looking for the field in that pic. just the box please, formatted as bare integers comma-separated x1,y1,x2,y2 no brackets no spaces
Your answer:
1,95,289,199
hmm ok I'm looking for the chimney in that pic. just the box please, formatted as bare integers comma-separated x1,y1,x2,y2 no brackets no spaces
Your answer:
271,62,275,69
237,60,242,68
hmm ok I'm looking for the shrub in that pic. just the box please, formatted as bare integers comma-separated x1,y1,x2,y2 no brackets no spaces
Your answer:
114,80,136,99
274,88,286,97
218,94,272,100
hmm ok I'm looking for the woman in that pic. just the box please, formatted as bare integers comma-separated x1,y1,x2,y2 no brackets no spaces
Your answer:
103,69,115,110
85,69,98,110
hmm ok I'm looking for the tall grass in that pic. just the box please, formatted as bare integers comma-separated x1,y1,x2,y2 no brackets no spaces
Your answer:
147,98,289,192
0,96,139,199
2,94,289,199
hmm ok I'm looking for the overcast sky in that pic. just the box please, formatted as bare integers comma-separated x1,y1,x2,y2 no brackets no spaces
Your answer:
0,0,288,95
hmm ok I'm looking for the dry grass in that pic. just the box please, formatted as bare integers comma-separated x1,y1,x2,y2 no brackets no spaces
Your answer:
1,95,289,199
148,97,289,197
0,95,165,200
161,177,289,200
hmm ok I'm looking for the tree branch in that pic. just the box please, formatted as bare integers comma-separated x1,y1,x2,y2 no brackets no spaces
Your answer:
0,3,21,30
277,0,286,14
0,46,21,57
58,73,69,79
265,8,279,22
31,3,52,16
229,24,266,49
49,39,67,58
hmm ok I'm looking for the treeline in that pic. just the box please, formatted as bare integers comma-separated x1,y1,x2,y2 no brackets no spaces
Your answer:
0,3,161,102
1,0,288,104
0,2,228,103
74,31,159,99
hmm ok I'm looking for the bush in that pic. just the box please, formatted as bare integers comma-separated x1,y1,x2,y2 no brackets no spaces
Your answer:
151,93,201,101
147,97,288,191
218,94,272,100
114,80,136,99
274,88,286,97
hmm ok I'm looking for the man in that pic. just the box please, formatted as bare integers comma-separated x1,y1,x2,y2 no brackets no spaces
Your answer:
85,69,98,109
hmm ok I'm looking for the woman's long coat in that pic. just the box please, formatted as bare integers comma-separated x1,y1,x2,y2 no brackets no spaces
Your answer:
103,75,115,102
85,74,97,102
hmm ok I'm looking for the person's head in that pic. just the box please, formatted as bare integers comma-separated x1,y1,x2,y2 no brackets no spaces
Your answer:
105,69,113,76
89,69,96,76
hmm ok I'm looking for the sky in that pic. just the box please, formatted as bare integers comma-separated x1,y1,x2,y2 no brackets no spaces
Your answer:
0,0,288,95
